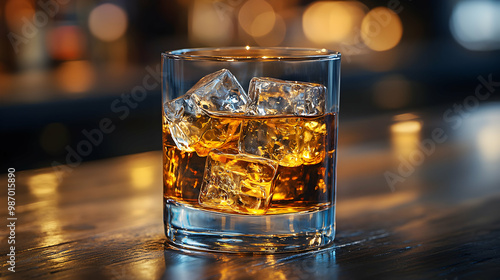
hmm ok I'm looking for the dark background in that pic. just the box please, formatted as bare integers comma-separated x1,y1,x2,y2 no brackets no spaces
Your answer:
1,0,499,170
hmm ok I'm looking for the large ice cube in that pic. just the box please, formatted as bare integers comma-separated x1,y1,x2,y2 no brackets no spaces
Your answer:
239,117,303,167
239,78,327,166
192,117,241,157
246,77,326,116
198,149,278,214
188,69,249,115
164,69,247,156
239,115,327,167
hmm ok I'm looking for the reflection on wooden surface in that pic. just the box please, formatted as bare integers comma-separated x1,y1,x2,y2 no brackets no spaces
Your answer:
1,104,500,279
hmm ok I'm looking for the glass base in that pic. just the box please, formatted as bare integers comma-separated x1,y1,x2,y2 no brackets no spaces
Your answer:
164,199,335,253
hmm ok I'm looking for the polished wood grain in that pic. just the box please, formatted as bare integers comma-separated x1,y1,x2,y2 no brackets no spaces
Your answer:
2,103,500,279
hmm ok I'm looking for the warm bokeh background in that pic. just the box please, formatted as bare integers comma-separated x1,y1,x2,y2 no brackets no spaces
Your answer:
1,0,499,170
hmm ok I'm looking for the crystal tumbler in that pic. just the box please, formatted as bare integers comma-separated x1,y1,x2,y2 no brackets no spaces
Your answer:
162,47,340,253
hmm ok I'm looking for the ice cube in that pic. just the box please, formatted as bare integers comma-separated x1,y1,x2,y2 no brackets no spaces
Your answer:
239,115,327,167
192,116,241,157
239,78,327,166
246,77,326,116
164,96,207,153
198,149,278,214
164,69,247,156
239,117,303,167
300,117,327,165
188,69,249,115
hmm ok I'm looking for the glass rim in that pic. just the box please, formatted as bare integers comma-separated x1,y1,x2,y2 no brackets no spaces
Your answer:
162,47,340,62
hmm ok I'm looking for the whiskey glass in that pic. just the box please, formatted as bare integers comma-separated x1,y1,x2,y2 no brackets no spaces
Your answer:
162,47,340,253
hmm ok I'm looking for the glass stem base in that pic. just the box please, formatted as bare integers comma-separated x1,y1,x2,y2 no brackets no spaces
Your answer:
164,199,335,253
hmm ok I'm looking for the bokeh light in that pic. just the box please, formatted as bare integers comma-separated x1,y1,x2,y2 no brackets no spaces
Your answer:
55,61,95,94
189,0,232,46
450,0,500,51
47,26,86,60
239,0,276,37
124,153,160,191
461,106,500,166
131,166,154,189
391,118,422,160
254,13,286,46
361,7,403,51
88,3,128,42
28,173,59,197
373,75,412,109
391,120,421,134
5,0,35,32
477,125,500,162
303,1,367,45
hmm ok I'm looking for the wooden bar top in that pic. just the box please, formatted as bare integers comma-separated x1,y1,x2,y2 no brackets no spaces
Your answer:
2,103,500,279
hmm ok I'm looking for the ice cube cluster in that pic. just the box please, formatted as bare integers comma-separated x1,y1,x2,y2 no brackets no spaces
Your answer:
164,69,327,214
